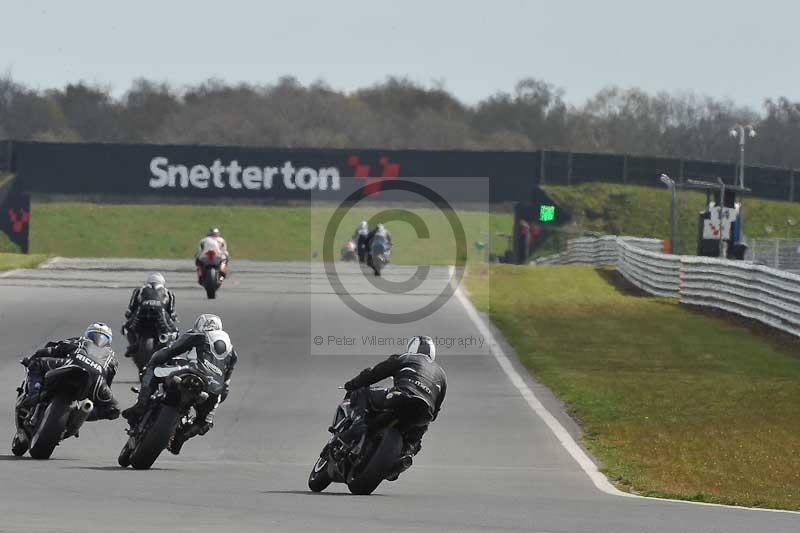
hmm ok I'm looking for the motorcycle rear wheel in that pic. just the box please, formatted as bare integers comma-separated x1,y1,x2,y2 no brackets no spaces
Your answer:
29,396,71,459
204,268,218,299
129,405,179,470
346,428,403,495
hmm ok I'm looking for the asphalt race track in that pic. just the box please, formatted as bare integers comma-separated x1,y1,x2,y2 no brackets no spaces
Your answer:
0,259,798,532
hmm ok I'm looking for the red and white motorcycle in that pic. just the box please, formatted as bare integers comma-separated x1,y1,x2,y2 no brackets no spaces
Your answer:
196,249,227,299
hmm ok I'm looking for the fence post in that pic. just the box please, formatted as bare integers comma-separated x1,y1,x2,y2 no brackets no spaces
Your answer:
539,150,547,185
678,159,685,181
791,169,795,202
622,154,628,184
566,151,573,185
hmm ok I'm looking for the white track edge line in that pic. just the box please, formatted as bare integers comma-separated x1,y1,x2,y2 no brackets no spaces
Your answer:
39,256,63,268
449,265,799,515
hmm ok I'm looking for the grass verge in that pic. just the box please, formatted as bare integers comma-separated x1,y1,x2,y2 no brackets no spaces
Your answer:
30,202,512,263
466,264,800,510
0,253,47,271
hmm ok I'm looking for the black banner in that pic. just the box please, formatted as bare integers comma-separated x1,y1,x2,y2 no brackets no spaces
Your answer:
12,141,538,204
0,176,30,253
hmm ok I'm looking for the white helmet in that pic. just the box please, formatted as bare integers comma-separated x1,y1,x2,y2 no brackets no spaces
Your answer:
406,335,436,360
193,314,222,332
146,272,166,288
85,322,113,348
359,220,368,230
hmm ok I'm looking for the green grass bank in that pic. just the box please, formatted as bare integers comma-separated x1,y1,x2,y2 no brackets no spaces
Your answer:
28,201,512,263
466,264,800,510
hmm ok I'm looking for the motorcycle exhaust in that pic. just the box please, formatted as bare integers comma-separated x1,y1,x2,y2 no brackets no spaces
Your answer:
158,333,170,344
67,399,94,435
79,399,94,413
398,454,413,470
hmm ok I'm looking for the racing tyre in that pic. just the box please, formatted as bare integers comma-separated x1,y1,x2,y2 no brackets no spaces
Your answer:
129,405,179,470
346,428,403,495
11,432,28,457
204,268,218,299
29,396,71,459
308,455,333,492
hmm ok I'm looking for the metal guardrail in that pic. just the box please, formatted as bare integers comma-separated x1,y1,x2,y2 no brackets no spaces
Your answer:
680,255,800,337
536,235,800,338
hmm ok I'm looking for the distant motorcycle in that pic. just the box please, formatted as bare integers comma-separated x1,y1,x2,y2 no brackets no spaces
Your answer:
197,249,227,299
118,361,215,470
308,388,414,495
367,237,391,276
341,240,357,262
13,354,102,459
125,300,178,382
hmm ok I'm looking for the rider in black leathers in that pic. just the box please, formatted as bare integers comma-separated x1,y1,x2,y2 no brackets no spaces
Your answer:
122,272,178,357
15,323,120,451
352,220,369,263
343,336,446,459
122,314,238,455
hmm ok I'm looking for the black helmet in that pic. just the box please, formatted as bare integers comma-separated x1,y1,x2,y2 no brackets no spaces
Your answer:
207,228,221,237
406,336,436,360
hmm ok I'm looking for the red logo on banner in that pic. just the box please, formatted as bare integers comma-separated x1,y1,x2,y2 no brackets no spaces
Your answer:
8,208,30,234
347,156,400,195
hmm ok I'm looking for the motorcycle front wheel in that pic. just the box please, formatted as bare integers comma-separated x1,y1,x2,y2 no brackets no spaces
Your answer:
308,455,333,492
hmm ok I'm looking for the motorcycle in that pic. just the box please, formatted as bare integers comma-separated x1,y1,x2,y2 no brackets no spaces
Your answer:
197,249,227,299
125,301,178,382
308,388,414,495
341,240,357,261
118,361,215,470
367,237,391,276
13,354,103,459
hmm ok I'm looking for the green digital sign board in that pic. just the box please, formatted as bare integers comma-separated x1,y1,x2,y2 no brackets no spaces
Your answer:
539,204,555,222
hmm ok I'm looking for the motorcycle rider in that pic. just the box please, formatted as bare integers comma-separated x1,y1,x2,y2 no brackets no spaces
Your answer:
195,228,229,284
14,323,120,452
341,336,446,474
122,272,178,357
352,220,369,263
122,314,238,455
366,223,392,252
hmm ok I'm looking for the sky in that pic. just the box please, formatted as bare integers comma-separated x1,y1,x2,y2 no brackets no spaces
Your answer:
1,0,797,110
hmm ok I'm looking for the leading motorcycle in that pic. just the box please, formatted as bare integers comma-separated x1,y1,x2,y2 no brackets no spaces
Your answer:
118,361,215,470
13,353,103,459
308,387,414,495
197,249,227,299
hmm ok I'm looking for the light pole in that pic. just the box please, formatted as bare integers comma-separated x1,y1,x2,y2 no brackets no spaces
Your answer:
660,174,678,253
730,124,756,188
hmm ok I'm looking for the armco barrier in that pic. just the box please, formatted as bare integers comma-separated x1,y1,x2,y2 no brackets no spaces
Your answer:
537,234,800,338
616,239,681,297
679,255,800,337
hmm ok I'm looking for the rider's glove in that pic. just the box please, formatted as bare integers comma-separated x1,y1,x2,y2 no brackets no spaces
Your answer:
344,380,357,392
20,356,31,367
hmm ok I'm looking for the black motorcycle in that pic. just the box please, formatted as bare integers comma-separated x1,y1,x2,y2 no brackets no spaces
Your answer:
13,354,102,459
308,388,414,495
125,303,178,382
118,361,215,470
367,237,391,276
